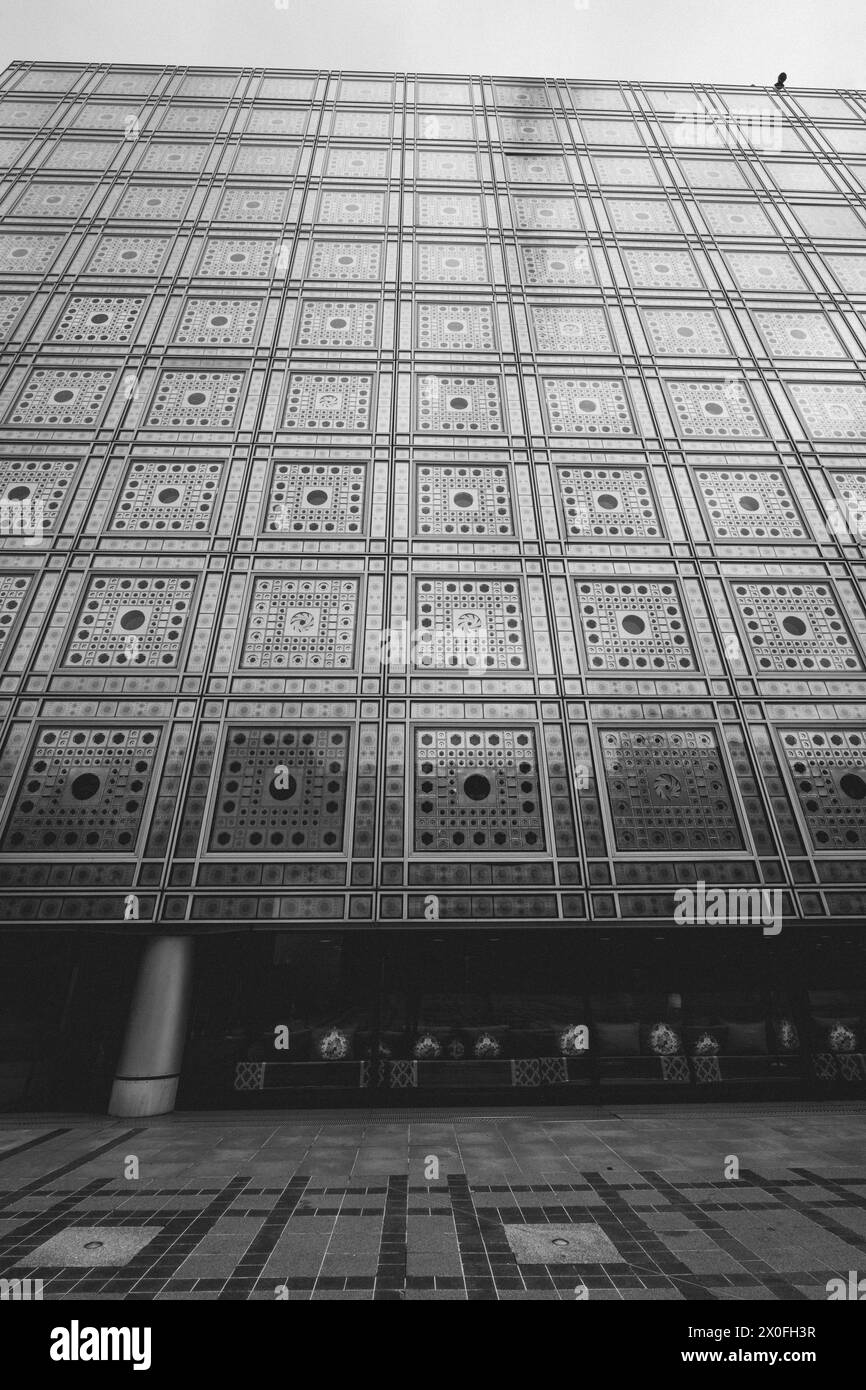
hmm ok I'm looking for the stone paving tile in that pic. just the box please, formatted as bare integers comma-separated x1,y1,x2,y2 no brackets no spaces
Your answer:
1,1106,865,1299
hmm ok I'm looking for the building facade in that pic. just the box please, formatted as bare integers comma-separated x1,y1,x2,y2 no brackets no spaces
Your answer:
0,62,865,1111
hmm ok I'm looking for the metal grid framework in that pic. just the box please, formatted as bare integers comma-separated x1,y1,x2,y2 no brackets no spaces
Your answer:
0,62,865,933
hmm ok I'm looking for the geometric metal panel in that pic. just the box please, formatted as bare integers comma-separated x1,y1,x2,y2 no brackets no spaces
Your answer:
264,462,367,535
416,376,504,432
576,580,698,670
49,294,145,344
0,292,27,340
414,727,546,852
512,196,581,230
0,725,161,854
207,725,349,853
754,310,845,358
114,186,192,219
518,244,594,286
283,373,373,431
0,574,30,653
666,380,765,438
694,467,808,540
417,194,484,228
726,251,805,291
294,299,378,348
0,232,62,274
415,465,513,537
779,728,866,850
789,383,866,441
6,368,115,427
555,466,662,538
622,247,702,288
730,581,861,672
541,377,635,435
0,458,78,530
109,460,225,533
12,183,93,216
416,243,490,283
599,727,745,852
241,577,359,669
84,235,169,276
416,303,496,351
197,238,276,277
319,191,385,225
172,297,262,346
414,578,527,669
308,240,383,281
146,370,245,429
63,574,196,668
530,306,612,352
641,308,728,356
216,187,291,222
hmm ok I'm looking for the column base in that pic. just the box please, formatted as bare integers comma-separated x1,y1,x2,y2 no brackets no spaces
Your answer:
109,1075,180,1118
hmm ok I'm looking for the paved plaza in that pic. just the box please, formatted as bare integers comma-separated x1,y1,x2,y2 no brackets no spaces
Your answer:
1,1103,865,1300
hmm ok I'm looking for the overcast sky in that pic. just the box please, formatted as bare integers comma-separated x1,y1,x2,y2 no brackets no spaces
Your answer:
0,0,863,90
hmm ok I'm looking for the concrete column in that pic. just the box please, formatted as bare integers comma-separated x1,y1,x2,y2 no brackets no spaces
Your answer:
109,936,194,1117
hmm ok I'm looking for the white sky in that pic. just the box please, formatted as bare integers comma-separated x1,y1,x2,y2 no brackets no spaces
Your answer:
0,0,863,90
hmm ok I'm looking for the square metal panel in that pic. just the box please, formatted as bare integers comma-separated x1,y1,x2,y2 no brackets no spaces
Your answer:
417,149,478,180
416,375,504,432
0,292,27,340
414,727,546,852
414,577,527,670
283,372,373,430
779,728,866,851
146,369,245,429
622,247,702,288
416,242,490,283
197,237,276,277
730,580,861,673
519,243,594,286
0,724,161,854
541,377,635,435
173,296,262,346
415,464,514,537
666,380,765,438
606,198,678,233
207,725,349,853
114,185,192,219
294,299,378,348
63,573,197,669
416,302,496,351
693,465,808,540
0,458,78,530
6,367,115,427
726,250,805,291
307,239,383,280
555,465,662,538
530,305,612,353
325,146,388,178
264,461,367,535
84,234,169,276
0,231,62,274
49,294,145,344
216,187,291,222
241,576,359,669
576,579,698,671
789,383,866,440
12,183,93,216
641,308,728,356
600,727,745,853
754,310,845,358
318,190,385,225
512,195,581,230
417,193,484,228
110,459,224,534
